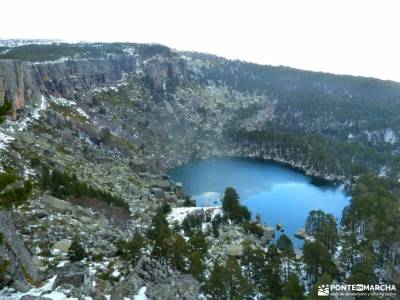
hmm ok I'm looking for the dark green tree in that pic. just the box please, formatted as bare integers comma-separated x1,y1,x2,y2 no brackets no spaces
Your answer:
116,232,145,265
262,244,282,299
306,210,338,254
276,234,295,282
303,241,338,285
148,208,171,260
168,234,188,272
68,237,86,262
222,187,251,224
282,273,304,300
203,262,228,299
241,241,265,285
189,230,209,256
189,250,205,281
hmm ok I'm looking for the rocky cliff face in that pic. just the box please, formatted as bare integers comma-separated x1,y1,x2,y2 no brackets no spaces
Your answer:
0,50,189,119
0,60,42,119
0,211,40,288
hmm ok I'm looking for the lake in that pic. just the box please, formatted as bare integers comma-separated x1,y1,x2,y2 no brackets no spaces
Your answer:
169,157,350,248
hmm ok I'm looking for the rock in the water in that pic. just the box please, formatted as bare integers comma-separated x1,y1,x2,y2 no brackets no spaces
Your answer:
294,228,307,239
262,226,275,240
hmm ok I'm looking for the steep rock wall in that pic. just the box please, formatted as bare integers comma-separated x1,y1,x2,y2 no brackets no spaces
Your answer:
0,56,142,120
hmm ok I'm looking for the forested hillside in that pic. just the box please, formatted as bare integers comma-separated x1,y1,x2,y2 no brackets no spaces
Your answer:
0,42,399,298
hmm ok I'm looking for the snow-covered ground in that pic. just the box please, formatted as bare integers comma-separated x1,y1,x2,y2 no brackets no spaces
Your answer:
384,128,397,144
133,287,147,300
167,206,222,224
0,131,15,151
6,95,49,132
0,276,77,300
49,96,90,119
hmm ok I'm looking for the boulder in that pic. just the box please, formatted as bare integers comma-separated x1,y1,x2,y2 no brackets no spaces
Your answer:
53,239,72,253
42,195,73,213
79,216,92,224
226,244,243,257
0,211,40,283
150,187,164,199
262,226,275,240
175,182,183,199
34,209,49,219
52,272,85,290
294,228,307,240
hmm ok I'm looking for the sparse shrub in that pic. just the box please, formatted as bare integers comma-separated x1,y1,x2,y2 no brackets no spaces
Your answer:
0,170,33,209
242,221,265,238
68,237,86,262
0,101,12,123
116,232,145,265
40,166,129,209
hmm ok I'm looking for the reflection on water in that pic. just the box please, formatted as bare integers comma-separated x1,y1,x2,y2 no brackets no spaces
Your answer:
169,157,350,248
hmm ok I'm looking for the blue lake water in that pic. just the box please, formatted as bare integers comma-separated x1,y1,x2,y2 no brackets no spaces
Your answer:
169,158,350,248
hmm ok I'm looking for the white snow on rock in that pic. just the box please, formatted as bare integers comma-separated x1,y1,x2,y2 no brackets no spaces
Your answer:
111,269,120,278
0,131,15,150
76,108,90,119
167,206,222,224
5,95,49,132
56,260,68,268
134,287,148,300
50,96,77,107
49,96,89,119
33,57,71,65
379,166,388,177
383,128,397,144
0,275,77,300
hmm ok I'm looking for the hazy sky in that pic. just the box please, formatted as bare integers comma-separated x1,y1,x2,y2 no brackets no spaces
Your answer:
2,0,400,82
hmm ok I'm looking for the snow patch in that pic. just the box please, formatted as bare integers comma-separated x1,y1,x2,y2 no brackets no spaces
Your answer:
167,206,222,224
111,269,120,278
134,287,147,300
50,96,89,120
50,96,77,107
56,260,68,268
76,108,90,119
0,131,15,150
0,275,77,300
383,128,397,144
8,95,49,132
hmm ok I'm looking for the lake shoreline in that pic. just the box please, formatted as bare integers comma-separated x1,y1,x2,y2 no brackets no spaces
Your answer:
168,157,350,248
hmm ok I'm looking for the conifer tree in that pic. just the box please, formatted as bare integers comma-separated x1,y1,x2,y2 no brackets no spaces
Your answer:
68,237,86,262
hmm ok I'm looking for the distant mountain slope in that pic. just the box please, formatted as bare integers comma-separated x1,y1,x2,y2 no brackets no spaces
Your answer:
1,41,399,178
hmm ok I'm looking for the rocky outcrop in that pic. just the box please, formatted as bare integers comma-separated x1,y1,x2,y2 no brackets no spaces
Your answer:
0,60,42,119
111,256,200,299
144,57,186,90
0,211,40,288
0,56,139,120
36,57,139,98
0,52,188,121
294,228,307,240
